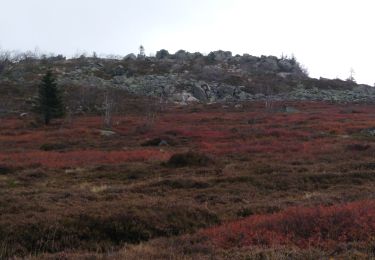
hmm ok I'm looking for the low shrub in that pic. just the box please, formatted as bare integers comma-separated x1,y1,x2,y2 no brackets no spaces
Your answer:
167,151,212,167
0,165,12,174
237,208,254,218
346,143,371,151
40,143,68,151
202,200,375,250
152,179,210,189
1,206,219,258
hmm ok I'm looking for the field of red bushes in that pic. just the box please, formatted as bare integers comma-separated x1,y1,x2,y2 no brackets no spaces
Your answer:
1,101,375,259
203,200,375,249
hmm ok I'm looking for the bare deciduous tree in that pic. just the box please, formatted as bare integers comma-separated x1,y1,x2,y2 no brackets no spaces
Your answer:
103,88,115,128
265,85,274,111
347,68,356,83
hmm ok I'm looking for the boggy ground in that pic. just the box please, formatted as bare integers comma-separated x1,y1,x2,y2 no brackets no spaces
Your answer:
0,101,375,259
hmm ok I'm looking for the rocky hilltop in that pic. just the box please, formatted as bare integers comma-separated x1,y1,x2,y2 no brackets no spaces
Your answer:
0,50,374,114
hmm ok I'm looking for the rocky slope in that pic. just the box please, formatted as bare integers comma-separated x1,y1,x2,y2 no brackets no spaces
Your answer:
0,50,374,114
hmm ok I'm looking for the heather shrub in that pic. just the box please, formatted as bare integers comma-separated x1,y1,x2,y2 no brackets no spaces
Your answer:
0,165,12,174
203,200,375,249
346,143,371,151
1,206,219,258
237,208,254,218
40,142,68,151
152,179,210,189
167,151,212,167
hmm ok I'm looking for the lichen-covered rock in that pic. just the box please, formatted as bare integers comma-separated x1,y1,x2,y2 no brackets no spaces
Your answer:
191,83,208,101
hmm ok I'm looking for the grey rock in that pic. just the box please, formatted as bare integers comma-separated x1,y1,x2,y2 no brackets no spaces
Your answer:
174,50,189,60
278,60,293,72
240,54,259,64
158,140,169,146
281,106,299,113
361,128,375,136
212,50,232,61
236,91,250,101
254,93,266,99
112,75,128,85
156,49,170,59
191,83,208,101
216,85,235,98
258,56,279,72
99,130,116,137
124,53,137,61
113,65,126,76
277,72,293,79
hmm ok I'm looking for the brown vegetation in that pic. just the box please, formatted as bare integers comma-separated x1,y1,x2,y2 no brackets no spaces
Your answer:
1,101,375,259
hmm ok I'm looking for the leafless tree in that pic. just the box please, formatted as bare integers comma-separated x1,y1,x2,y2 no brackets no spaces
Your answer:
347,68,356,83
139,45,145,57
265,85,274,111
158,86,169,112
103,88,115,128
0,49,12,73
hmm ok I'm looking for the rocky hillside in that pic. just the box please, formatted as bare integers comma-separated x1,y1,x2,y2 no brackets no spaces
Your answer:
0,50,374,114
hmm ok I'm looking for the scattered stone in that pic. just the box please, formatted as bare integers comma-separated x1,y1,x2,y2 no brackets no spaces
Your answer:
159,140,169,146
99,130,116,137
360,128,375,137
280,106,299,113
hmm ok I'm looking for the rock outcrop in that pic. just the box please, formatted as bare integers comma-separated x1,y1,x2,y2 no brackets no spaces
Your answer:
0,50,374,113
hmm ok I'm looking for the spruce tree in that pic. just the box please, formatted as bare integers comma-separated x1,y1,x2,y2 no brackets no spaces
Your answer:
35,70,64,125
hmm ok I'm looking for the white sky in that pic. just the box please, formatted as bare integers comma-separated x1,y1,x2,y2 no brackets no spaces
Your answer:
0,0,374,84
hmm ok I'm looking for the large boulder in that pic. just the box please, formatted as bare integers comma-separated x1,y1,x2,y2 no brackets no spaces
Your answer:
156,49,170,59
112,65,126,76
172,91,199,104
191,83,208,101
215,84,235,99
212,50,232,62
124,53,137,61
240,54,259,64
278,59,293,72
174,50,190,60
236,91,252,101
258,56,279,72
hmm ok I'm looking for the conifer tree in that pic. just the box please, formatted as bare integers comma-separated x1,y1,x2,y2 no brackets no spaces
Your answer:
35,70,64,124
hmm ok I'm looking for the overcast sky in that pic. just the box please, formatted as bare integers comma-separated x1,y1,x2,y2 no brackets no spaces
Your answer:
1,0,374,84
